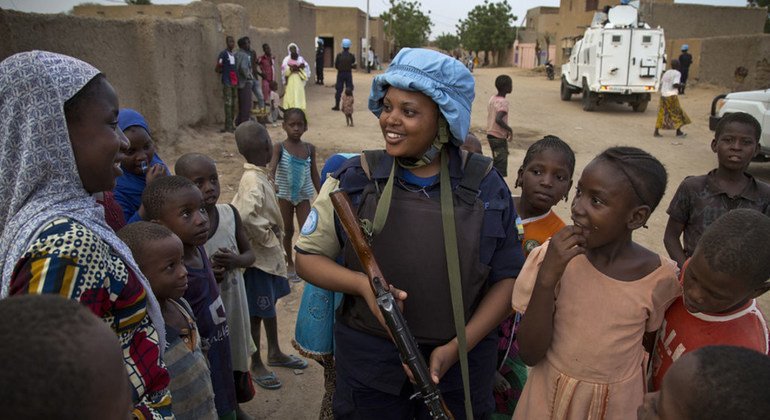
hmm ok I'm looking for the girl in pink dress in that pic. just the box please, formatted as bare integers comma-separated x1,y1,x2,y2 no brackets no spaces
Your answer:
512,147,681,420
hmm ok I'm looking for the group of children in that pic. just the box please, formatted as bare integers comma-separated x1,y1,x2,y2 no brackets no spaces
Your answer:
107,104,323,418
217,37,284,131
1,46,769,420
482,108,770,419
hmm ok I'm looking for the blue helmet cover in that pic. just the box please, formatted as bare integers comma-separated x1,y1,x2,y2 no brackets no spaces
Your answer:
342,38,352,48
368,48,475,145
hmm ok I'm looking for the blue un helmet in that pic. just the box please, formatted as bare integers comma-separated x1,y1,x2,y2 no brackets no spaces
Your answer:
368,48,475,148
342,38,352,49
681,44,689,51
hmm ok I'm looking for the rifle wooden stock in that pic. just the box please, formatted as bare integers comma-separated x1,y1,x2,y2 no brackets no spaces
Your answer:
330,190,453,420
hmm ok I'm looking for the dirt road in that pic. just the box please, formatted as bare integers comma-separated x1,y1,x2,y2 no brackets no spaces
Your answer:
161,67,768,418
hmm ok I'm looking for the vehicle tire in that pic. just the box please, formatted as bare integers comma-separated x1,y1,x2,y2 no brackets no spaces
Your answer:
632,100,648,112
582,83,597,112
560,78,572,101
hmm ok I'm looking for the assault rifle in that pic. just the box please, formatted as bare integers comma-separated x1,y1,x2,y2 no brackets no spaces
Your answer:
330,190,454,420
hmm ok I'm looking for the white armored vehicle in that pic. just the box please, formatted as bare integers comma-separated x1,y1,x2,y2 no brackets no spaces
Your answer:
560,5,665,112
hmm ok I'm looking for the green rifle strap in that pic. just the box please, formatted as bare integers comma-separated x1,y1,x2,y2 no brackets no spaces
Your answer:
372,158,396,236
440,148,473,420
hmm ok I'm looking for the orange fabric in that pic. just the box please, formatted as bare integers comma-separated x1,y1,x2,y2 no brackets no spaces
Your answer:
650,297,769,391
521,209,565,256
512,242,681,419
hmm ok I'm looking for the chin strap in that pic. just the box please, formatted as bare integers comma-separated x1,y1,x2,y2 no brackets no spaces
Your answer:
371,117,452,235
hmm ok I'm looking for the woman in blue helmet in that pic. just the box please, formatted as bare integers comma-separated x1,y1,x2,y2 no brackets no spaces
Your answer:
296,48,525,419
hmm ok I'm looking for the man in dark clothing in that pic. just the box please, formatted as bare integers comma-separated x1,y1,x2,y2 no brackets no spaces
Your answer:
216,35,238,132
316,39,325,85
678,44,693,95
332,38,355,111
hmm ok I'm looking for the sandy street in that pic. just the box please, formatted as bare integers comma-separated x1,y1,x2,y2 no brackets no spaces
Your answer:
159,67,769,418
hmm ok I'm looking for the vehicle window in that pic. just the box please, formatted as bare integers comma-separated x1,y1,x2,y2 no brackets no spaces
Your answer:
642,35,652,43
612,35,621,43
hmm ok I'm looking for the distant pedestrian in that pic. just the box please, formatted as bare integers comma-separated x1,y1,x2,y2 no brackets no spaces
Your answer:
245,37,266,111
235,37,255,126
487,75,514,176
678,44,692,94
281,43,310,111
332,38,355,111
316,39,325,85
258,43,276,111
216,35,238,132
654,59,690,138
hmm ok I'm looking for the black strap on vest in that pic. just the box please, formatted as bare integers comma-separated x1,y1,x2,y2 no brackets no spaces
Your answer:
361,149,492,202
456,152,493,205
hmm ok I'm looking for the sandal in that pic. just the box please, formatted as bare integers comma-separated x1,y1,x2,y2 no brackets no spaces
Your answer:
252,371,282,390
267,354,308,369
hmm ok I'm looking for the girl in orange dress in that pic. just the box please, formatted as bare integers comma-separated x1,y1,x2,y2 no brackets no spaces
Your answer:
494,136,575,417
512,147,681,419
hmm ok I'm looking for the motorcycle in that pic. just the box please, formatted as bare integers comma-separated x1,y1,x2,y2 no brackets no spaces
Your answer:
545,61,555,80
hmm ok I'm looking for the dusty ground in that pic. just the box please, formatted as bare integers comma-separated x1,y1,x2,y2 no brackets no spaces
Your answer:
159,67,770,419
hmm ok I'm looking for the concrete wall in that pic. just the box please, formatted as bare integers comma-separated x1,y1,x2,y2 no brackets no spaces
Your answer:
644,4,767,40
73,4,186,19
210,0,316,68
316,6,366,67
669,34,770,91
0,2,251,143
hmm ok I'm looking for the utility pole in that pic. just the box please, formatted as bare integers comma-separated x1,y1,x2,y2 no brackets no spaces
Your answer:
365,0,370,73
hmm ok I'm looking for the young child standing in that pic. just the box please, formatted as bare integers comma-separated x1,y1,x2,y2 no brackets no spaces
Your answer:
639,346,770,420
118,222,218,420
650,209,770,391
486,75,513,176
494,135,575,417
270,108,321,279
342,87,354,127
142,176,237,420
233,121,307,391
268,80,282,127
175,153,258,416
513,147,681,419
664,112,770,268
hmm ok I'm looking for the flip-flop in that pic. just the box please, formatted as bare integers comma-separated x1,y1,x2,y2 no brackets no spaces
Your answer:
252,371,282,390
267,354,308,369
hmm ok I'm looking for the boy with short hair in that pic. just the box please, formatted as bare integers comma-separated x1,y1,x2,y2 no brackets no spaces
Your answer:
664,112,770,268
0,295,132,420
650,209,770,391
142,176,238,419
486,75,513,176
639,346,770,420
118,221,218,420
231,121,306,391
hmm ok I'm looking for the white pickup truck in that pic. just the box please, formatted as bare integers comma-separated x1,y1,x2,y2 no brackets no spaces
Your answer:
710,89,770,161
560,5,665,112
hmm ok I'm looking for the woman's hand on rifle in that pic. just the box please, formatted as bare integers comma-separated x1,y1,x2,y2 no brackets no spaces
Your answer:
356,274,408,333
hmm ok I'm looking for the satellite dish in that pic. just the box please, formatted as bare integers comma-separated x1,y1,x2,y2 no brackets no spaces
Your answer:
608,5,638,27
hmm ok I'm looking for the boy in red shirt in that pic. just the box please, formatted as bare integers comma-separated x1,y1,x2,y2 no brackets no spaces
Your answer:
650,209,770,391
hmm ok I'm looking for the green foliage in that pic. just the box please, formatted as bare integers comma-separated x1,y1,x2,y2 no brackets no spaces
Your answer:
435,33,460,52
381,0,433,50
457,0,517,65
125,0,152,4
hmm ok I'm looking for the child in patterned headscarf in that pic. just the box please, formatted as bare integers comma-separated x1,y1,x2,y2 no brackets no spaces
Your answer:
0,51,171,419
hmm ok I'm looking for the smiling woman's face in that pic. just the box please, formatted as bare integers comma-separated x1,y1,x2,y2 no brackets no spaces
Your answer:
378,87,439,159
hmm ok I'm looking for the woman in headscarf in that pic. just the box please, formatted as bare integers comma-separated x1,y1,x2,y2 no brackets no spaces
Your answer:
281,42,311,111
294,48,526,419
0,51,172,419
